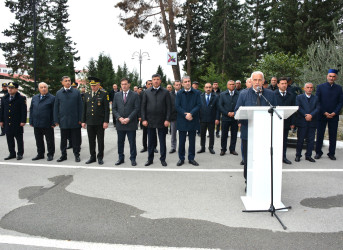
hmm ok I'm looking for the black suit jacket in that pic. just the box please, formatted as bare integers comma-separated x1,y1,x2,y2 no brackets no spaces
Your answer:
141,87,171,128
199,93,219,123
218,90,240,122
113,91,140,131
274,90,296,129
296,94,320,128
29,93,55,128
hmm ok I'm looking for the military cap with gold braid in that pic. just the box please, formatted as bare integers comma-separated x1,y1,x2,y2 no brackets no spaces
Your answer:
88,76,101,86
71,82,78,87
7,82,19,88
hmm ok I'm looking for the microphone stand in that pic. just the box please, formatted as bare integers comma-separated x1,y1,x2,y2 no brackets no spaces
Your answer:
242,91,291,230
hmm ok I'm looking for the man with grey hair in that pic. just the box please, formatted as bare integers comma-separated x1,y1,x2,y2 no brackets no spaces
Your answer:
235,80,242,91
234,71,277,189
295,82,320,162
29,82,56,161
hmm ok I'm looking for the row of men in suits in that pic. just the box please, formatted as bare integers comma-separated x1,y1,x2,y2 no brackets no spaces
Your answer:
1,70,342,169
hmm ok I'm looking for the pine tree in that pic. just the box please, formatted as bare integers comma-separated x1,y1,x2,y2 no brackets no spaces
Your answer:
48,0,79,94
156,65,167,87
96,53,115,91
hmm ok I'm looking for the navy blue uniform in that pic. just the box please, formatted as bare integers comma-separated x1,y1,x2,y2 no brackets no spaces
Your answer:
0,92,27,157
315,82,343,157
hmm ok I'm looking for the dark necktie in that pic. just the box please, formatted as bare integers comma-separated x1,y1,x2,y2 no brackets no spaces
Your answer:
124,92,127,103
9,96,13,101
206,95,210,106
256,93,261,106
307,96,311,102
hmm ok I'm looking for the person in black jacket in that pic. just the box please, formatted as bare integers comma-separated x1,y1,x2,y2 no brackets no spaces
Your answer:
218,80,240,156
29,82,55,161
54,76,83,163
140,80,158,153
141,74,171,167
198,83,219,154
169,80,181,154
268,77,278,91
0,82,27,160
274,77,296,164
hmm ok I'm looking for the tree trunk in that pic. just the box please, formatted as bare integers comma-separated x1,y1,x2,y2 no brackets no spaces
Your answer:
159,0,181,81
186,1,191,76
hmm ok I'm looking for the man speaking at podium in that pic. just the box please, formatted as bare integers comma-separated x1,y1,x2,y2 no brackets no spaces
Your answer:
234,71,277,189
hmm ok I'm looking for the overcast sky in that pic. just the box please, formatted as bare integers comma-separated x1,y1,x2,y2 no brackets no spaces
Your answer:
0,0,178,83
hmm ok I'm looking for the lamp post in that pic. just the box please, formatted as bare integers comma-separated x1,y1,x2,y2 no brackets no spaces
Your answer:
33,0,37,91
131,49,150,86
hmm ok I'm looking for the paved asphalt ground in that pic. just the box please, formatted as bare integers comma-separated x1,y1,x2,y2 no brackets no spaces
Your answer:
0,124,342,249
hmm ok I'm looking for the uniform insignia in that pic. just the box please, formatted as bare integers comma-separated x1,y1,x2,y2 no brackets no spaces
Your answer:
98,101,101,106
107,95,109,101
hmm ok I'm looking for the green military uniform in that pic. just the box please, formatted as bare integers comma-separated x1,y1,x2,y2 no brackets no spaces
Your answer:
82,77,109,164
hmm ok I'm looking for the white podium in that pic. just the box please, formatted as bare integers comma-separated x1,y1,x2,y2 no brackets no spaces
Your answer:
235,106,298,210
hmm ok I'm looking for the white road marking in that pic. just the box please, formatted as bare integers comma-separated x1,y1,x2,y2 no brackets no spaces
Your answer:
0,162,342,172
0,234,217,250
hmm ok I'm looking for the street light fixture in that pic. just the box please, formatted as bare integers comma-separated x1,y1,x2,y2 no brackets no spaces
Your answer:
131,49,150,86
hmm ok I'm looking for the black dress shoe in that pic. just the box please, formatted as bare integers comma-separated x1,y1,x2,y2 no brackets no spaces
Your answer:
306,157,315,162
47,156,53,161
283,158,292,164
189,160,199,166
161,161,167,167
230,151,238,155
98,158,104,165
75,156,81,162
169,149,176,154
216,134,220,138
314,154,322,159
220,151,225,156
197,148,205,153
295,156,301,162
57,156,67,162
240,160,244,165
85,158,96,164
176,160,184,166
140,148,147,153
32,155,44,161
0,133,5,136
131,160,137,166
16,155,23,160
115,159,124,165
145,160,153,166
327,154,336,160
67,145,72,149
154,148,158,153
209,148,215,154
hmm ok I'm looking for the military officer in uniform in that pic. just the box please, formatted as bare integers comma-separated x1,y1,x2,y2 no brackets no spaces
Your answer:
81,77,110,165
0,83,9,136
0,82,27,160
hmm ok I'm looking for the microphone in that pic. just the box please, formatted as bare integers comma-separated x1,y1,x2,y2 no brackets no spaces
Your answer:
256,86,262,94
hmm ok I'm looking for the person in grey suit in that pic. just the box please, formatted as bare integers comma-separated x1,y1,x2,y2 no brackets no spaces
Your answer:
54,76,83,162
295,82,320,162
113,77,140,166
